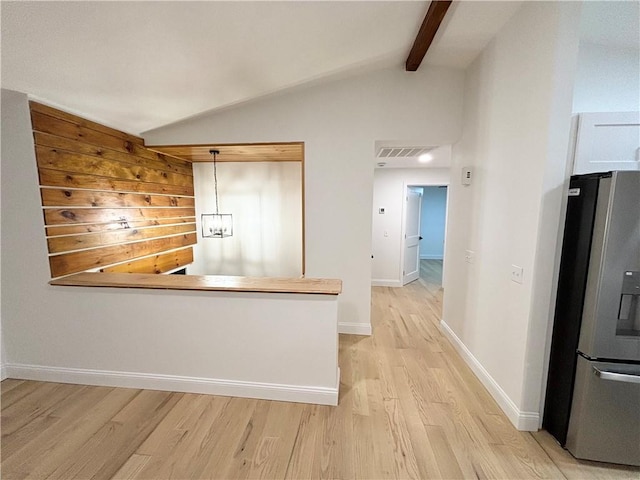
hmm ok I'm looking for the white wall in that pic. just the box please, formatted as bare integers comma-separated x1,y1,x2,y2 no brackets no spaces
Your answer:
1,89,339,404
442,2,581,430
572,42,640,113
0,98,4,379
371,167,450,286
420,186,447,260
145,66,464,335
190,162,302,277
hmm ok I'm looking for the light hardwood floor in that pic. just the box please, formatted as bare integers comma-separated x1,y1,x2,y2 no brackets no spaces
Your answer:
2,282,639,479
419,259,443,290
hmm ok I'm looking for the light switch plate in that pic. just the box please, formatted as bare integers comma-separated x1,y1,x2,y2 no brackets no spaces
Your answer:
465,250,474,264
511,265,524,284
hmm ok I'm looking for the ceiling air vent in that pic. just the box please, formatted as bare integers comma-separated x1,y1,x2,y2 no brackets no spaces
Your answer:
377,146,435,158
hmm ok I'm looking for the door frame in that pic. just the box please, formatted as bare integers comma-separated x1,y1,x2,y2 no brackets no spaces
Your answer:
400,182,450,286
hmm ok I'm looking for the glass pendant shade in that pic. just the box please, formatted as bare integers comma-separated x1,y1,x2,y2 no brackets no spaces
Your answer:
202,213,233,238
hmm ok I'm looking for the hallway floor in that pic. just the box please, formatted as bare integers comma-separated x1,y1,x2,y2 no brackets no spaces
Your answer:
2,281,638,479
419,258,443,290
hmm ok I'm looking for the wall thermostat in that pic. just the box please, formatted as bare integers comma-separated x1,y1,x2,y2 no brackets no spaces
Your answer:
462,166,473,185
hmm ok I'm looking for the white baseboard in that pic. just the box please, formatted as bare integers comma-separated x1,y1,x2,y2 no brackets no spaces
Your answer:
439,320,540,431
420,254,443,260
4,364,339,406
1,364,7,381
371,279,402,287
338,322,372,336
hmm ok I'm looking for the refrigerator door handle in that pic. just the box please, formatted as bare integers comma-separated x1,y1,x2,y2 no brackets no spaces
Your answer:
593,367,640,384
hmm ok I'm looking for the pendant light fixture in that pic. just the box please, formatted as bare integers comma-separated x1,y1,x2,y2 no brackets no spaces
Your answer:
201,149,233,238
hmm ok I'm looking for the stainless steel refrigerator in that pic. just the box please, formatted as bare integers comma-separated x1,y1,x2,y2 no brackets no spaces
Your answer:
543,170,640,467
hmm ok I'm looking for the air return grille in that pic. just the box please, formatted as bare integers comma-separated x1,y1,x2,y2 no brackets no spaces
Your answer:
377,146,434,158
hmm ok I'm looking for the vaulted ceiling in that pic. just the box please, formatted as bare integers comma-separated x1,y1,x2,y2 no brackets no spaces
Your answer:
1,1,524,135
3,2,635,137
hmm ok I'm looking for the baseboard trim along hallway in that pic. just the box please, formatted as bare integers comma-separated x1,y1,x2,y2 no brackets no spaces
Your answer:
338,322,372,336
371,279,403,288
439,319,540,431
4,364,340,406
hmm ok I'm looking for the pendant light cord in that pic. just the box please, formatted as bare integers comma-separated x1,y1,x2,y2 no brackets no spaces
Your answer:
211,149,220,215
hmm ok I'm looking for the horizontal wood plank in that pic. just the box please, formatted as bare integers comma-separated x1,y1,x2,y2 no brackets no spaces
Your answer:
48,224,196,254
44,207,195,226
46,217,196,237
32,111,189,167
146,142,304,163
49,234,197,277
29,101,144,146
30,103,197,278
100,248,194,274
31,111,142,156
35,146,193,187
50,272,342,295
41,188,194,208
38,168,194,197
34,132,193,177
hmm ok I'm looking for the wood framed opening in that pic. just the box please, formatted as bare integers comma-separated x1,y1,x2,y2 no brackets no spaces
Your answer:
147,142,306,277
30,101,305,280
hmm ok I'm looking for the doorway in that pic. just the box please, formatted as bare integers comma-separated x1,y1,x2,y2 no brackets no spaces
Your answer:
370,157,451,289
403,185,448,290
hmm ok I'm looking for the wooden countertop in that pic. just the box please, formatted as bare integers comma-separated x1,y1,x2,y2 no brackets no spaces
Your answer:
50,272,342,295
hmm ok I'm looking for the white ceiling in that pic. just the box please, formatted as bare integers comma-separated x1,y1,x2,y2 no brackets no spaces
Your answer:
1,1,522,135
580,1,640,49
4,2,633,136
421,0,522,68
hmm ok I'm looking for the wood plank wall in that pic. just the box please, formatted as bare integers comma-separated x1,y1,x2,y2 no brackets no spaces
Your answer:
30,102,196,278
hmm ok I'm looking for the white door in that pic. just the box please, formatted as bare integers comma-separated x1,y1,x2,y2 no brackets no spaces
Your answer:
403,188,422,285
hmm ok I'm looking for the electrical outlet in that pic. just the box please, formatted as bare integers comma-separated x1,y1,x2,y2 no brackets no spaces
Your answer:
511,265,524,284
465,250,474,264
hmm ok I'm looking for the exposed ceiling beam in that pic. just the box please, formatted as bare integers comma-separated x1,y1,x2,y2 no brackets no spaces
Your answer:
405,0,453,71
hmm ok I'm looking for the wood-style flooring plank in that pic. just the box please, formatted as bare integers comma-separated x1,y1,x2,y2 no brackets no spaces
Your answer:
221,401,274,480
2,387,138,479
532,430,640,480
1,384,102,461
191,398,261,479
47,389,181,480
382,398,422,479
0,381,42,409
133,395,232,479
245,401,303,479
424,423,467,479
393,364,445,479
1,382,83,437
419,258,443,291
0,379,25,396
110,454,151,480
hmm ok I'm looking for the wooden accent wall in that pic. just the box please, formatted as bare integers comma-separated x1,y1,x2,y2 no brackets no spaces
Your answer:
30,102,196,278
